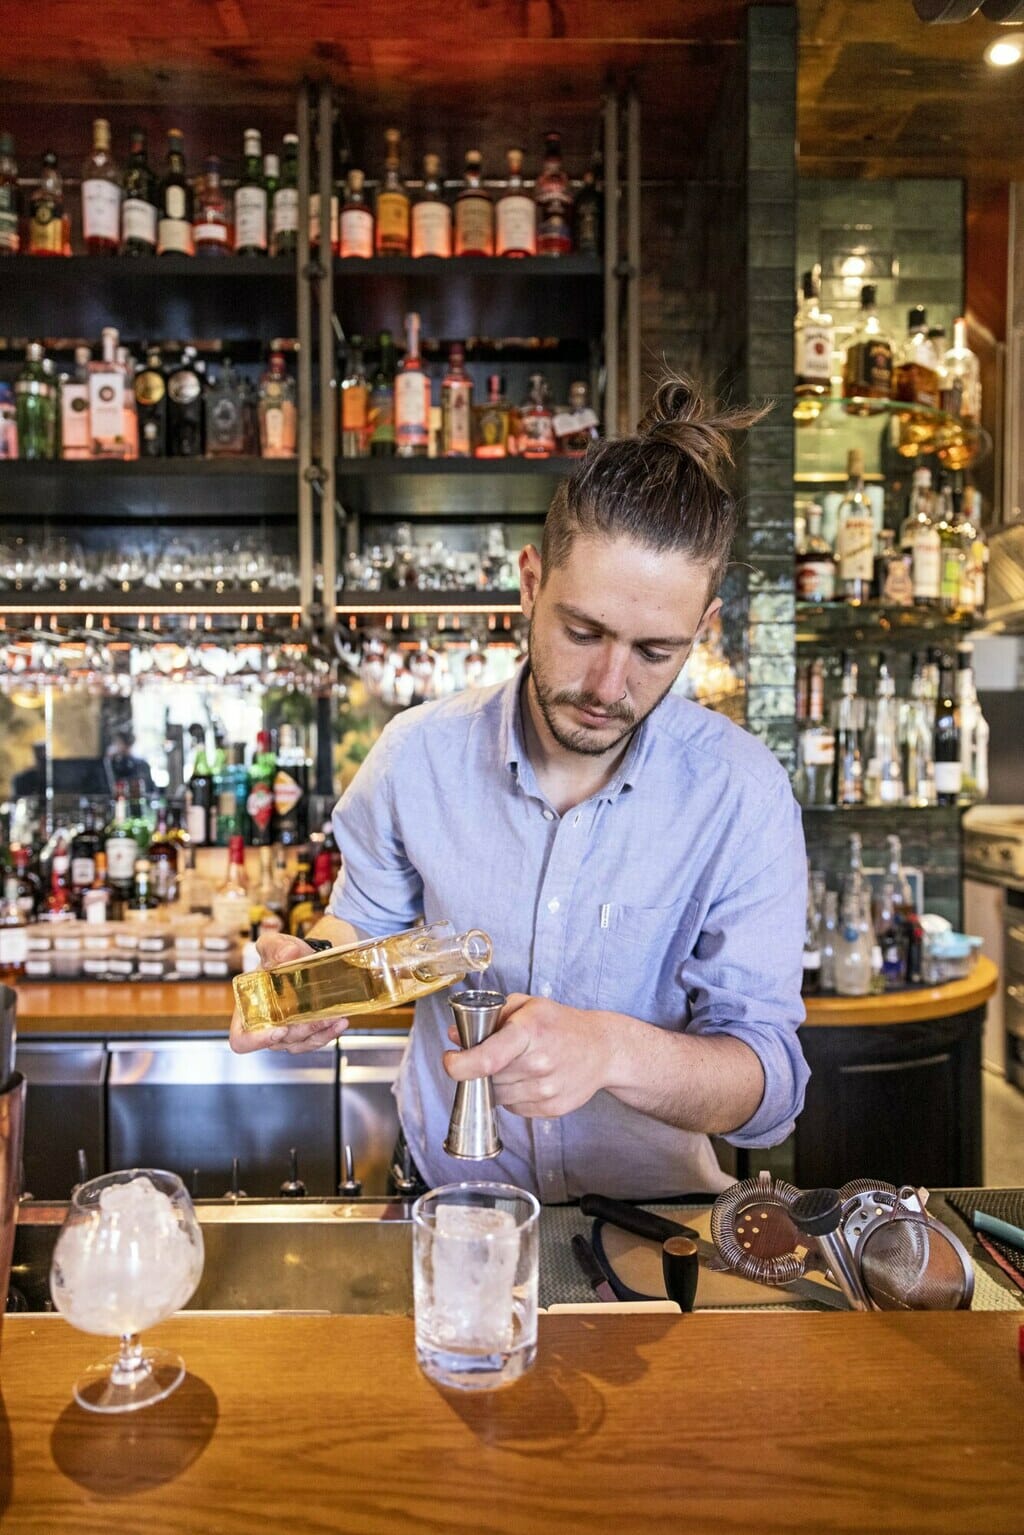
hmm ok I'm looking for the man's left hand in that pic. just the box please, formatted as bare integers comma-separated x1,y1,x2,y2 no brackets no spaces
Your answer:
442,993,614,1118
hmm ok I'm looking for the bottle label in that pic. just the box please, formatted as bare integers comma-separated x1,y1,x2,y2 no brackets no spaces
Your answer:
940,550,962,603
82,178,121,242
847,340,892,396
122,198,157,247
802,728,835,767
496,195,536,256
70,855,96,887
135,371,166,406
186,804,207,845
803,950,821,970
395,372,430,446
474,406,507,458
797,322,833,383
934,761,963,796
235,186,267,250
273,187,299,234
912,530,941,599
368,384,394,446
168,370,201,405
882,555,914,606
537,202,572,254
247,783,274,834
443,388,472,455
61,383,91,457
552,406,599,439
455,197,493,254
193,219,228,245
837,514,874,582
309,193,339,248
89,367,125,445
342,383,368,432
795,557,836,602
0,191,19,252
411,201,452,258
340,206,374,258
30,202,63,253
376,192,409,247
273,769,303,817
158,215,193,256
0,928,27,967
106,838,139,882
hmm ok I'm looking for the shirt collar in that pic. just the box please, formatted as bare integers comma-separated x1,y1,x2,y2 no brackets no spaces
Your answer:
499,664,654,802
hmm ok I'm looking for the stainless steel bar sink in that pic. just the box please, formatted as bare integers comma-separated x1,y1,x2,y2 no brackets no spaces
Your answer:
9,1199,415,1316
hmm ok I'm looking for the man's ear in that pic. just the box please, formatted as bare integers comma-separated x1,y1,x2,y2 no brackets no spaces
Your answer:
519,544,543,618
695,595,722,645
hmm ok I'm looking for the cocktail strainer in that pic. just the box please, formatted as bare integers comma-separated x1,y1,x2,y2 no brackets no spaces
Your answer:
852,1185,975,1311
709,1171,808,1286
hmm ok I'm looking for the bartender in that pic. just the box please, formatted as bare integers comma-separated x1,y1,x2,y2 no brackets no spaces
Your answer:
231,376,809,1201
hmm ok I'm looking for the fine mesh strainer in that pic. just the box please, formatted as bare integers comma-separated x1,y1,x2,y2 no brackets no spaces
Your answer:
853,1185,975,1311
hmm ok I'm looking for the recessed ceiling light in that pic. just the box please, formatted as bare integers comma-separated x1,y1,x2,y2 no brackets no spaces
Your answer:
984,36,1024,66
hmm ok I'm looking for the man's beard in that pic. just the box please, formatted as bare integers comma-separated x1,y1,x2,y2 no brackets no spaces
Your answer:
526,623,674,757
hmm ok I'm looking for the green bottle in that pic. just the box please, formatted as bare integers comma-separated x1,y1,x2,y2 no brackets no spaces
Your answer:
15,342,56,460
369,330,396,457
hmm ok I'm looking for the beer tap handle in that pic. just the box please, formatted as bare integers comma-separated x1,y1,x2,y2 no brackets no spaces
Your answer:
191,1167,201,1200
338,1142,362,1198
225,1156,247,1201
280,1146,307,1197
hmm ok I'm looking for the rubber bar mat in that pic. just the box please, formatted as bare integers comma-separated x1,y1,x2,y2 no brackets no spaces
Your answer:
944,1188,1024,1286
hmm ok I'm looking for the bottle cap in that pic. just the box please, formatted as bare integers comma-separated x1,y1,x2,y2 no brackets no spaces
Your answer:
908,305,927,328
348,168,365,191
861,284,877,306
423,153,441,176
507,148,524,173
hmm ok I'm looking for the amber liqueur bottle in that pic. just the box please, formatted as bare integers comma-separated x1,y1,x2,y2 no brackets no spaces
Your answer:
842,284,893,412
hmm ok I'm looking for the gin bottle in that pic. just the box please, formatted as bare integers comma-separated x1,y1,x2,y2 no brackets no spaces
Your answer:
233,920,494,1032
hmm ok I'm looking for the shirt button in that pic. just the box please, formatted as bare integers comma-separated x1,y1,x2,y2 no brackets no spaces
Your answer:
540,982,552,997
547,897,560,913
542,809,555,821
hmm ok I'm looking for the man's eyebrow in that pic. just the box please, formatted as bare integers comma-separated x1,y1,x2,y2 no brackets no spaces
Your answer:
554,602,692,648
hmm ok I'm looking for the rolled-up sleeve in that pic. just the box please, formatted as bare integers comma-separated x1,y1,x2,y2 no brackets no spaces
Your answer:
681,782,810,1148
329,722,424,937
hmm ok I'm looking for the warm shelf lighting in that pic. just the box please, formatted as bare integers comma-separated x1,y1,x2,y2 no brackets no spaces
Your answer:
984,35,1024,65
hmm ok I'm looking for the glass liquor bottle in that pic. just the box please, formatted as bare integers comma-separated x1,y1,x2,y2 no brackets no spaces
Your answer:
105,786,140,902
956,641,984,801
0,132,19,255
125,857,160,916
147,806,179,903
473,373,512,459
81,118,121,255
15,342,56,460
955,484,988,616
368,330,397,457
886,835,923,986
871,655,904,806
574,160,602,255
795,503,835,602
86,327,127,459
134,346,167,457
842,284,893,413
286,853,319,937
375,128,410,255
211,834,250,936
518,373,555,458
167,348,204,457
835,448,874,603
0,874,28,986
795,658,835,807
121,127,157,255
262,151,279,232
258,350,297,458
117,344,139,459
819,890,839,993
534,132,573,255
454,150,493,257
60,345,92,460
193,155,231,256
933,652,962,806
246,731,277,846
395,311,430,458
272,724,309,846
157,130,194,256
340,336,369,458
29,151,67,256
554,381,600,456
412,154,452,258
935,478,964,613
70,801,102,908
205,360,248,457
941,318,981,425
272,133,299,256
901,653,934,807
340,169,374,258
899,466,940,607
794,269,834,412
233,919,493,1032
235,129,268,256
496,148,536,257
440,343,473,457
893,306,940,410
832,653,864,807
801,868,821,997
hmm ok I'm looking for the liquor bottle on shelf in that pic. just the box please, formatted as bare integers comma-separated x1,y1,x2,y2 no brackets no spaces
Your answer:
235,129,268,256
954,483,987,615
440,343,473,457
70,802,102,909
82,118,121,256
88,327,129,459
518,373,555,457
832,653,864,807
933,652,962,806
272,133,299,256
29,151,67,256
794,658,835,808
801,867,821,997
842,284,893,411
214,746,249,844
454,150,494,257
901,653,935,807
871,655,904,806
395,311,430,458
193,155,231,256
340,169,374,258
262,150,279,228
125,857,160,916
0,383,15,458
368,329,397,457
376,128,410,255
0,132,19,254
835,448,874,603
412,154,452,258
105,785,139,902
899,466,941,608
117,344,139,458
157,130,194,256
941,318,981,425
59,345,92,460
147,805,179,902
956,641,989,802
893,306,940,410
15,343,56,459
121,127,157,256
574,159,602,255
45,835,73,917
340,336,369,457
134,346,167,457
1,874,30,983
80,851,113,924
205,360,248,457
185,743,214,845
834,888,873,998
258,349,297,458
496,148,537,257
554,381,599,456
819,890,839,993
286,852,319,937
794,269,834,408
272,725,308,846
886,834,922,985
473,374,513,459
211,834,250,936
246,730,277,846
10,847,41,920
534,132,573,256
935,477,964,613
874,881,907,990
167,347,204,457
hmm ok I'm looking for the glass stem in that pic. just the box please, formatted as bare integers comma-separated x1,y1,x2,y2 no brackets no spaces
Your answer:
111,1332,150,1386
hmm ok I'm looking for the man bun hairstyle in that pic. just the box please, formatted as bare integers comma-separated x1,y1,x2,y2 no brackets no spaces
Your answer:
541,373,769,597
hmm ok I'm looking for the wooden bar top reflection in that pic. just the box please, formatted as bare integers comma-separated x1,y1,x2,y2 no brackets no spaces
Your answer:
12,956,999,1036
1,1311,1022,1534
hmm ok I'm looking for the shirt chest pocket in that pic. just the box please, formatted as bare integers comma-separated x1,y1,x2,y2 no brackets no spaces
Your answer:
593,897,701,1025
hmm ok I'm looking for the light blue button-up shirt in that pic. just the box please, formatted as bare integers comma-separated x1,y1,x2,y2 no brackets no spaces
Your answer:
331,667,809,1202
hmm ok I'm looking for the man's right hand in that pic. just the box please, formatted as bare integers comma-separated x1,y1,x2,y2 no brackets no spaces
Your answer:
229,932,351,1055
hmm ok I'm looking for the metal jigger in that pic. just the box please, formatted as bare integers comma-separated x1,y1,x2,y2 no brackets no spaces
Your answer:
444,990,505,1160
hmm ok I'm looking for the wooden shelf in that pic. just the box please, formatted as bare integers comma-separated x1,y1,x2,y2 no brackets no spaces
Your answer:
0,458,294,478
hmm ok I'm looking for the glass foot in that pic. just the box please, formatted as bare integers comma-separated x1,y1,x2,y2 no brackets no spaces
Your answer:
74,1346,186,1414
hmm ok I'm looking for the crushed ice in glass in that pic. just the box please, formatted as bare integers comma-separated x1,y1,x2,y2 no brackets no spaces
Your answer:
431,1204,518,1351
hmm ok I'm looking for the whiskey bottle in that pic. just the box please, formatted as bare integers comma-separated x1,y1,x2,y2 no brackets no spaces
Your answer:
29,151,67,256
454,150,494,257
518,373,555,457
412,154,452,258
893,306,940,410
553,381,599,456
81,118,121,256
258,349,297,458
134,346,167,457
105,786,140,900
233,919,493,1032
574,160,602,255
440,343,473,457
121,127,157,255
272,134,299,256
534,132,573,256
375,128,410,255
0,132,19,254
395,311,430,458
60,345,93,460
340,336,369,457
340,169,374,258
794,502,836,602
286,852,319,938
842,284,893,412
834,448,874,603
157,130,194,256
473,373,512,459
193,155,231,256
495,148,536,257
235,129,268,256
794,269,833,408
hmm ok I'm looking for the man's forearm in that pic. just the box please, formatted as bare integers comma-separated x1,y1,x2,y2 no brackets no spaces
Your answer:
600,1011,765,1137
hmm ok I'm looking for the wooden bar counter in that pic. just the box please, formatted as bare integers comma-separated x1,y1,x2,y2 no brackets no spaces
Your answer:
1,1309,1022,1534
